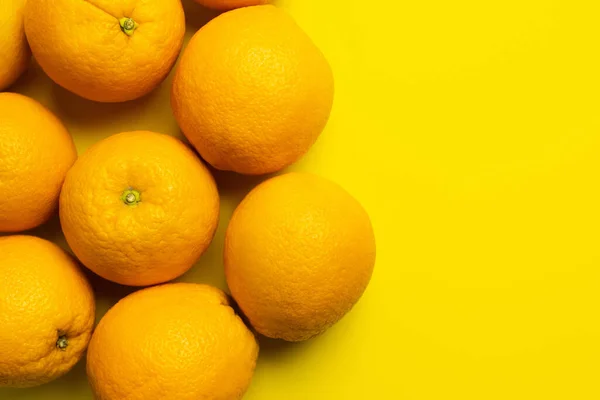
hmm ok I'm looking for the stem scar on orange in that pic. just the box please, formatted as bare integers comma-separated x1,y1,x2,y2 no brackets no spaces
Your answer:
24,0,185,102
59,131,220,286
0,236,95,388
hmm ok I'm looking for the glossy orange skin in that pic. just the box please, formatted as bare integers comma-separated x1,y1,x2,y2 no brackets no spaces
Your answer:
59,131,220,286
225,173,376,341
24,0,185,102
0,0,30,90
87,283,259,400
172,5,334,175
0,93,77,232
193,0,269,11
0,236,95,388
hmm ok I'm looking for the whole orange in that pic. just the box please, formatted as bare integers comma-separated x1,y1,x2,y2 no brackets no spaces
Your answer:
172,5,334,175
0,236,95,388
59,131,219,286
24,0,185,102
225,173,376,341
0,0,30,90
0,93,76,232
87,283,259,400
193,0,269,11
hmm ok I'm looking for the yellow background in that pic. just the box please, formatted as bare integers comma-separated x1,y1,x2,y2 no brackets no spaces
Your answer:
2,0,600,398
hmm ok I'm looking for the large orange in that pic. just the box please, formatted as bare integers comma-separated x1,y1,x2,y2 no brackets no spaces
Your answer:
172,5,334,175
0,93,77,232
193,0,269,11
225,173,376,341
0,0,30,90
0,236,95,388
87,283,259,400
24,0,185,102
59,131,219,286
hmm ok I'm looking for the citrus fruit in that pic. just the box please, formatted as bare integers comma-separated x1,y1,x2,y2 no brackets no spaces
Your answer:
59,131,219,286
225,173,376,341
24,0,185,102
0,0,30,90
87,283,259,400
0,235,95,388
193,0,269,11
172,5,334,175
0,93,77,232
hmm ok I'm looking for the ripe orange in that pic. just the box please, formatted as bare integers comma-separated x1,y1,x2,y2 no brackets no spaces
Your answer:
24,0,185,102
0,93,77,232
87,283,259,400
59,131,219,286
0,0,30,90
193,0,269,11
225,173,376,341
0,236,95,388
172,5,334,175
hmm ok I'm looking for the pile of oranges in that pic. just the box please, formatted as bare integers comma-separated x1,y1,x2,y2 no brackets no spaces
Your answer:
0,0,376,398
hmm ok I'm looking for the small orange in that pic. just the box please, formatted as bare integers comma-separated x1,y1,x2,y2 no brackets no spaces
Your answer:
193,0,269,11
172,5,334,175
225,173,376,341
87,283,259,400
24,0,185,102
0,93,76,232
0,0,30,90
0,235,95,388
59,131,219,286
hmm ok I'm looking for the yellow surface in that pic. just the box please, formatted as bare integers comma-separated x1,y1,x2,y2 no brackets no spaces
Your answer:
2,0,600,398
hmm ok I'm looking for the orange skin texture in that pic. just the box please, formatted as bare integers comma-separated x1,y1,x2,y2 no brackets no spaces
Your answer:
59,131,220,286
0,236,95,388
172,5,334,175
0,0,30,90
87,283,259,400
225,173,376,341
193,0,269,11
24,0,185,103
0,93,77,232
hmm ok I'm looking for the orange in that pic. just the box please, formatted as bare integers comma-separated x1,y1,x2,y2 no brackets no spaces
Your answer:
87,283,259,400
225,173,376,341
0,235,95,388
24,0,185,103
193,0,269,11
0,0,30,90
0,93,77,232
172,5,334,175
59,131,219,286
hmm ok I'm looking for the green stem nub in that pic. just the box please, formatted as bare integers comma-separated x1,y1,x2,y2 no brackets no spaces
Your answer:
119,17,138,36
56,336,68,351
121,188,141,206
